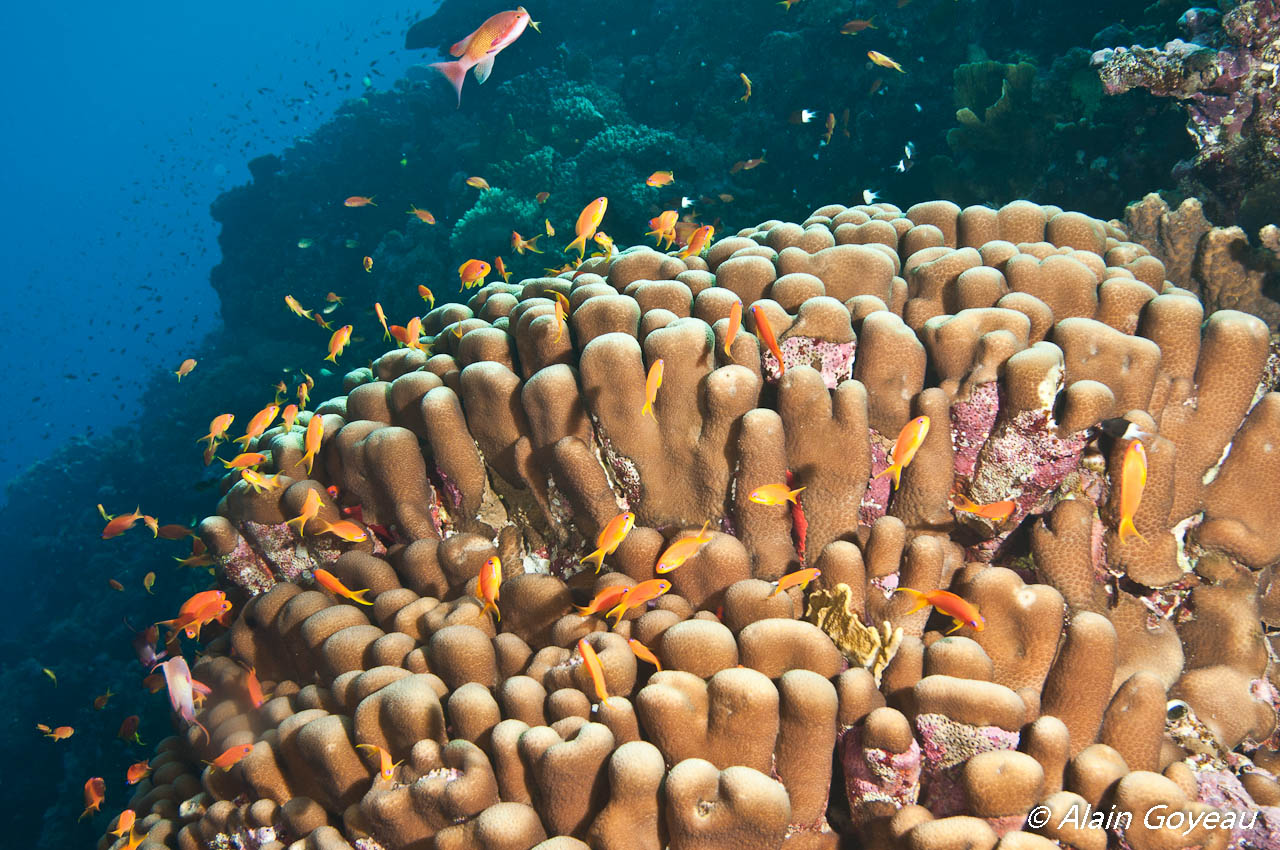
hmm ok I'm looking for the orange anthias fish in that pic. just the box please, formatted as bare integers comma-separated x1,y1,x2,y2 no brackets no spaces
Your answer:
205,743,254,771
749,483,805,506
577,638,611,705
363,255,374,272
110,809,136,838
109,579,124,591
478,555,502,621
641,359,663,419
646,170,675,187
535,191,550,203
724,300,742,359
80,777,106,820
143,572,156,594
313,567,374,605
157,523,194,540
199,413,235,447
297,413,324,476
125,761,151,784
418,285,436,307
357,743,404,781
577,584,631,618
495,255,511,282
1116,440,1148,544
459,259,491,289
511,230,544,254
547,290,568,343
158,589,233,641
771,567,822,596
241,468,282,493
566,197,608,257
280,403,299,434
287,489,325,535
581,511,636,574
38,723,74,740
222,452,266,470
407,205,436,224
646,210,678,249
325,325,354,362
431,6,539,107
466,176,491,191
243,666,268,709
739,72,752,101
655,522,713,574
841,16,876,33
174,358,197,380
344,195,376,207
545,217,556,236
628,638,662,671
896,586,985,634
875,415,930,490
317,519,368,542
951,492,1016,523
751,305,786,375
677,225,714,258
101,506,146,539
117,715,143,744
235,403,280,448
606,579,672,622
868,50,905,73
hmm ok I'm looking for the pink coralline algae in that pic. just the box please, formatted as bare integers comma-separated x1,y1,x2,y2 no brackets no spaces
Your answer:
762,335,856,387
840,725,922,825
913,713,1020,817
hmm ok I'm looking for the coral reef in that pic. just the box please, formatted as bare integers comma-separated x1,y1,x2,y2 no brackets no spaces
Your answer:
101,200,1280,850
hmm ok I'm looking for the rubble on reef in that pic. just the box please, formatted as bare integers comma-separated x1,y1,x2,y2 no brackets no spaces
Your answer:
102,200,1280,850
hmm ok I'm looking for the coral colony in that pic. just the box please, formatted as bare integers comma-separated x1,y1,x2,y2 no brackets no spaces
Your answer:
100,198,1280,850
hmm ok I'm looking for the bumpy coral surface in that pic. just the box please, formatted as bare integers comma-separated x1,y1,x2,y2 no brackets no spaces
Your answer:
104,200,1280,850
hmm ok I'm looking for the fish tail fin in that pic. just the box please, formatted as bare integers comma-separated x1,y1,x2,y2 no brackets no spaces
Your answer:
873,463,902,489
324,352,338,363
349,589,374,606
641,399,654,419
788,486,806,503
580,548,606,574
430,60,467,107
285,516,306,535
566,233,588,256
895,587,932,616
483,599,501,621
605,602,627,621
194,719,210,745
1117,517,1147,545
945,619,964,635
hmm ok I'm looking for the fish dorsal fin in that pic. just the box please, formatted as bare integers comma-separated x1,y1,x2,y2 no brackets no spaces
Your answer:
474,54,496,84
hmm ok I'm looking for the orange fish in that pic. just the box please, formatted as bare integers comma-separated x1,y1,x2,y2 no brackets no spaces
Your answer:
317,519,368,542
279,403,299,434
548,291,568,343
724,300,742,359
298,372,315,408
431,7,538,106
325,325,353,363
511,230,544,254
1116,440,1148,544
313,567,374,605
222,452,266,470
535,191,550,203
408,205,436,224
326,292,344,305
344,195,376,207
142,672,166,693
495,255,511,282
628,638,662,671
39,724,74,740
313,312,334,331
841,17,876,33
205,743,254,771
641,359,663,419
174,358,197,380
418,285,436,307
374,302,391,340
567,197,608,256
117,715,143,744
821,112,836,145
140,514,159,537
466,176,491,191
125,761,151,785
403,316,425,351
778,0,802,8
357,743,404,781
771,567,821,596
284,294,312,320
110,809,136,838
478,555,502,621
363,255,374,272
875,416,930,490
581,511,635,574
235,403,279,448
951,492,1016,523
157,523,194,540
101,506,145,540
243,666,268,709
109,579,124,591
606,578,672,621
748,483,805,506
80,777,105,820
199,413,234,447
459,259,490,288
646,210,678,249
896,586,985,634
143,572,156,594
739,72,752,101
868,50,905,72
287,489,324,535
576,584,632,617
577,638,611,705
751,305,786,375
241,468,282,493
655,521,713,574
646,170,675,187
678,225,714,258
93,688,115,710
158,589,233,640
545,217,556,237
741,154,767,171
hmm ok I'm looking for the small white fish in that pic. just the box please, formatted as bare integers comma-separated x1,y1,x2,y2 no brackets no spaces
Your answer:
863,189,879,204
681,196,694,209
914,103,923,112
904,141,916,157
893,159,907,173
800,109,816,122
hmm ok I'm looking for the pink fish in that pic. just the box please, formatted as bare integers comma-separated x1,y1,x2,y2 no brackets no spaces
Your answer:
129,622,167,668
431,7,539,107
154,657,210,743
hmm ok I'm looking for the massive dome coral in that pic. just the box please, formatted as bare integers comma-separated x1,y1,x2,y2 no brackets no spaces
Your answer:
104,200,1280,850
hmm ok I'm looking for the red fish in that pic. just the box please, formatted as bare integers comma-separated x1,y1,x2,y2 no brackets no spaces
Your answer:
841,16,877,33
431,7,539,106
125,761,151,784
100,506,146,539
895,586,985,634
117,715,144,745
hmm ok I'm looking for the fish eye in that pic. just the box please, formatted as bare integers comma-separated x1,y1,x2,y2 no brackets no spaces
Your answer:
1166,699,1189,720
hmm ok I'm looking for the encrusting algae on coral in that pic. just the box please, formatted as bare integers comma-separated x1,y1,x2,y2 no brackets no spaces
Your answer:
98,199,1280,850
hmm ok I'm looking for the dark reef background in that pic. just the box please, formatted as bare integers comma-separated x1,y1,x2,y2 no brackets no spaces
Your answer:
5,0,1272,847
